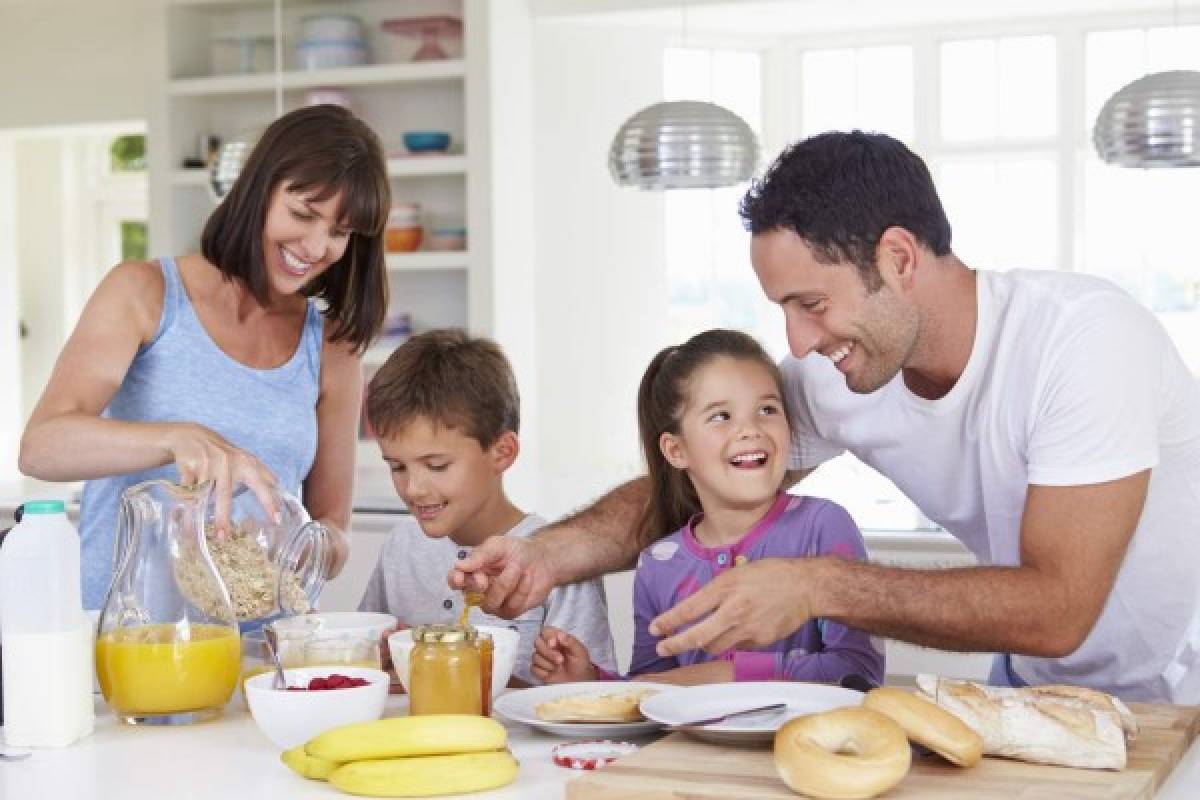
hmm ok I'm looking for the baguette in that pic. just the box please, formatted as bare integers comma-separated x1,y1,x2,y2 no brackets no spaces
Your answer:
915,674,1134,770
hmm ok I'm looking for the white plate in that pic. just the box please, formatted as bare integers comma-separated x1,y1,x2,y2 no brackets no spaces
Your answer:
493,682,675,738
639,682,864,745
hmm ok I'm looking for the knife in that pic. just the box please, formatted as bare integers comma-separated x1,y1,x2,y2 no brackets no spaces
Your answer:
673,701,789,728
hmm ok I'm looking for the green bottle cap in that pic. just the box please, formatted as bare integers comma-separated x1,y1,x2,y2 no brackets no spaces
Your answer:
22,500,66,514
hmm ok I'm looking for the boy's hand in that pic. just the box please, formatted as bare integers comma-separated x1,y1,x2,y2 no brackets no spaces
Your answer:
532,627,596,684
378,622,409,672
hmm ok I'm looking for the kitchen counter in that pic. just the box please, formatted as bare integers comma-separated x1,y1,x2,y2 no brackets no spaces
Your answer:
3,693,1200,799
0,694,644,800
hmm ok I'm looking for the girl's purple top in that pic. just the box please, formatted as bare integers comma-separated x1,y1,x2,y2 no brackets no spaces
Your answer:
624,492,884,684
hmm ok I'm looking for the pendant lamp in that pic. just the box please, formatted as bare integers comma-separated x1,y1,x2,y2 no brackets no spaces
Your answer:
1093,70,1200,167
608,100,759,189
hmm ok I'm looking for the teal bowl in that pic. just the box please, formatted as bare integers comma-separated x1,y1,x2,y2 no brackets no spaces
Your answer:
403,131,451,153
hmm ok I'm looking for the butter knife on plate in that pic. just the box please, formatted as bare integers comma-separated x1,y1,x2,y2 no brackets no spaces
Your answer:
672,701,789,729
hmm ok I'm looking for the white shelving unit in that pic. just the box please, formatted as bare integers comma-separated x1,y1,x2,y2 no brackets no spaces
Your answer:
148,0,536,503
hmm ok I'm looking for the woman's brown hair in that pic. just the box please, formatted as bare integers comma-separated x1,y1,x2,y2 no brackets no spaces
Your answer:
635,329,788,548
201,104,391,352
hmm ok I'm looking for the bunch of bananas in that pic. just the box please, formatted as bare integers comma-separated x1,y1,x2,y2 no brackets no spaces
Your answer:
282,715,518,797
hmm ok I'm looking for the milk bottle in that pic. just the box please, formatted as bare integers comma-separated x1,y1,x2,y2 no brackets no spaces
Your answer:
0,501,94,747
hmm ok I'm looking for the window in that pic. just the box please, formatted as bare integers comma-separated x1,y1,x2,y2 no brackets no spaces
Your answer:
662,48,780,354
109,134,146,173
662,16,1200,531
1081,24,1200,374
801,45,914,142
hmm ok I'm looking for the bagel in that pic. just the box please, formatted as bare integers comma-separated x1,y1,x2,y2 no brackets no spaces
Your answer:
864,687,984,767
774,707,911,799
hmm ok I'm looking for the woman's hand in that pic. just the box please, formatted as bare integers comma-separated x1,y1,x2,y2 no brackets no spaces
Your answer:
532,627,596,684
165,422,280,533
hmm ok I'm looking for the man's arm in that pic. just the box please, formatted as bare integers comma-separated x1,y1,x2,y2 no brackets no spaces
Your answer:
653,471,1150,657
451,477,649,618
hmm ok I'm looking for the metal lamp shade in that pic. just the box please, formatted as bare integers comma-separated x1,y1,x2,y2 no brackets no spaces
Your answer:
609,100,759,189
209,131,258,201
1093,70,1200,168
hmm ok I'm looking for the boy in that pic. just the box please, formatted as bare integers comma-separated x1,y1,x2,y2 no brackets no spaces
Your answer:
358,329,616,684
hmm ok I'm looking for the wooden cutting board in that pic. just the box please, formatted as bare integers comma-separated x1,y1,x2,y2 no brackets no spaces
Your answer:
568,702,1200,799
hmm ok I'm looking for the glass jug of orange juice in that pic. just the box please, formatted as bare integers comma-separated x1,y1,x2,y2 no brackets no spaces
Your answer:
95,480,241,725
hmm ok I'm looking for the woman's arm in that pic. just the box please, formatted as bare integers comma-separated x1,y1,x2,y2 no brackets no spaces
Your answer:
301,337,362,578
20,260,169,478
20,260,282,524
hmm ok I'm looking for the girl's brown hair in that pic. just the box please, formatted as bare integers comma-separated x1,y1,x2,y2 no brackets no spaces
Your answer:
635,329,788,548
201,104,391,352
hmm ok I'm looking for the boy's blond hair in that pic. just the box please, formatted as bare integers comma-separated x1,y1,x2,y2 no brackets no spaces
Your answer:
366,329,519,447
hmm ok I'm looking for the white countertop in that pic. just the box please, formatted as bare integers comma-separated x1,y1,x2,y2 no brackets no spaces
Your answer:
3,693,1199,799
0,694,641,800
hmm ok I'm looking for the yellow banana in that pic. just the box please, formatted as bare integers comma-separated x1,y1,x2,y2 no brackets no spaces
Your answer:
281,745,339,780
329,751,518,797
306,715,506,763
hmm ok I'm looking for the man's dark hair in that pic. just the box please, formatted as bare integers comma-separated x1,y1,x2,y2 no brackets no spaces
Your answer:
739,130,952,287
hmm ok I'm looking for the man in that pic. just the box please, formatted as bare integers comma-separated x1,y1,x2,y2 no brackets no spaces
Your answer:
453,131,1200,703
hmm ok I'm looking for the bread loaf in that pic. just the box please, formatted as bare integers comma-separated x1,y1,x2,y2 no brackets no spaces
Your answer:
914,674,1136,770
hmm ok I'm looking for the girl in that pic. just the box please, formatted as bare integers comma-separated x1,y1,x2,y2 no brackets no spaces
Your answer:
19,105,390,608
532,329,883,686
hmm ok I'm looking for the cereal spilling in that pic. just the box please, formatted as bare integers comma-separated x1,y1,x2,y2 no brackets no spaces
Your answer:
174,522,310,621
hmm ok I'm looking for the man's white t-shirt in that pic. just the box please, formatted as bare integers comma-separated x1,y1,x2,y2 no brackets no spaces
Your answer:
783,268,1200,703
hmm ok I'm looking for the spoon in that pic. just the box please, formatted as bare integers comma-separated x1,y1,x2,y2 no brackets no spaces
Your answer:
0,750,32,762
262,623,289,690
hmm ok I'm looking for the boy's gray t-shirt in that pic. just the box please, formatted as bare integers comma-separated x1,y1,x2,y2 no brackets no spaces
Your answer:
358,513,616,684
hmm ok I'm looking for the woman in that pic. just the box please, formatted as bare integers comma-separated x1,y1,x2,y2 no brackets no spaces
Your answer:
19,104,391,608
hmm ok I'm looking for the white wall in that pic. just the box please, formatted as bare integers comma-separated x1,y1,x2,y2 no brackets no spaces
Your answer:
14,139,69,426
531,22,674,519
0,1,153,130
0,139,18,484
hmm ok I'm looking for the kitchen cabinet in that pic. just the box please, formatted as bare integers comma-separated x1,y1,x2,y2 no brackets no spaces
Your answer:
147,0,536,501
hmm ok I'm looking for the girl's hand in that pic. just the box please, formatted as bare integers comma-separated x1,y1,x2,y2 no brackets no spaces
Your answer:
166,422,280,534
532,627,595,684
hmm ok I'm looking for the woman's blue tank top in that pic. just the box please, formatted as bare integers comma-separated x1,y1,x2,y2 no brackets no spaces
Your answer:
78,256,323,609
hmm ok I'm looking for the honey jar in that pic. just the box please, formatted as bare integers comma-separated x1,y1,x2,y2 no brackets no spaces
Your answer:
409,624,481,715
477,632,494,717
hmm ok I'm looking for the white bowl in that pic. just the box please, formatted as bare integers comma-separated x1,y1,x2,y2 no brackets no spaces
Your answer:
300,13,365,42
245,666,388,749
388,625,520,699
273,611,397,641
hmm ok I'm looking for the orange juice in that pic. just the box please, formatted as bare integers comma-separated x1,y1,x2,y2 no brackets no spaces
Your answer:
96,624,240,715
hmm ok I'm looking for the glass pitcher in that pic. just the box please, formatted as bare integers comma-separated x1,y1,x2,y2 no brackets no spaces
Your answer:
95,480,330,725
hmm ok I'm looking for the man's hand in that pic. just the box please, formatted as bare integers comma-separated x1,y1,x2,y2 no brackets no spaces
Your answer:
448,535,558,619
531,627,596,684
649,558,816,657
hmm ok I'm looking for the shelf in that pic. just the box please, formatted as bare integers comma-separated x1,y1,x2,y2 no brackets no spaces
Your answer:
168,60,465,96
385,252,468,271
386,156,466,177
170,169,211,187
169,158,465,187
